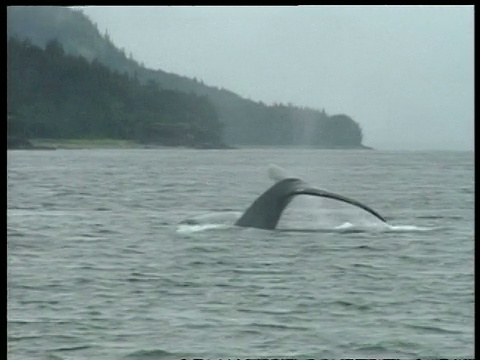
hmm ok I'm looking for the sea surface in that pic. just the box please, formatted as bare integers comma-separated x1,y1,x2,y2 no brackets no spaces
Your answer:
7,149,474,359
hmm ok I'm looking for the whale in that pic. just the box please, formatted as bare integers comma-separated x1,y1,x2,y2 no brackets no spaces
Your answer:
235,165,387,230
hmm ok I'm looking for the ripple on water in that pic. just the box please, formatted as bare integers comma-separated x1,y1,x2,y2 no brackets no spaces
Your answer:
7,149,474,357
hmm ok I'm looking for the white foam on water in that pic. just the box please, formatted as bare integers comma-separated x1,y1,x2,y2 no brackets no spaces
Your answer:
176,223,231,234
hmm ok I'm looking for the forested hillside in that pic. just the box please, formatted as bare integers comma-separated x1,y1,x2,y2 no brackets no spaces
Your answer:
7,38,224,147
7,6,367,149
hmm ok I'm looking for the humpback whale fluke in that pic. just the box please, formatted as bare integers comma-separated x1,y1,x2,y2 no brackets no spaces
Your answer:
235,166,387,230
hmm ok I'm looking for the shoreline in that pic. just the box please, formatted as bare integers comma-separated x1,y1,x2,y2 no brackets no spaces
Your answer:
8,138,235,150
7,138,374,150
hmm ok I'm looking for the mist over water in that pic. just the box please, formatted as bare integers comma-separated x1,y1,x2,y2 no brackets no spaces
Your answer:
7,149,474,358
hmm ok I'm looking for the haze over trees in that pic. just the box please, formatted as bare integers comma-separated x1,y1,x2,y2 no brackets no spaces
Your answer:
7,6,366,149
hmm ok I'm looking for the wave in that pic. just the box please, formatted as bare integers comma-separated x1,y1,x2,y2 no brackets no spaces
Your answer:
123,349,187,360
50,345,93,352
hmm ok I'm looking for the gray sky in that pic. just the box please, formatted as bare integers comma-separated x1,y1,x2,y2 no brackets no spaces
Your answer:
81,6,473,150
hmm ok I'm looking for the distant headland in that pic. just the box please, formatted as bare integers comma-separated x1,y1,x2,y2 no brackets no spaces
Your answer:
7,6,373,150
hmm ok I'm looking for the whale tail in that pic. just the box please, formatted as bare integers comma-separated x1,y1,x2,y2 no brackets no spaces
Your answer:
235,165,387,230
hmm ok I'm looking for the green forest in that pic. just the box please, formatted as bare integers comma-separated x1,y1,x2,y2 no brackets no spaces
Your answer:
7,6,368,149
7,38,224,148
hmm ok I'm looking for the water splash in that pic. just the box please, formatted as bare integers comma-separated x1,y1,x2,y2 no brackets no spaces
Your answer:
384,224,437,232
268,164,291,183
176,223,232,234
176,211,240,233
177,211,435,234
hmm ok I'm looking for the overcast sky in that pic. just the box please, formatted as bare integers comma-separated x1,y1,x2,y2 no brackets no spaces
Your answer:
81,6,473,151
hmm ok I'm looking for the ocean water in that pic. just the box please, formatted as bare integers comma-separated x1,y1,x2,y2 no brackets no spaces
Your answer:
7,149,474,359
